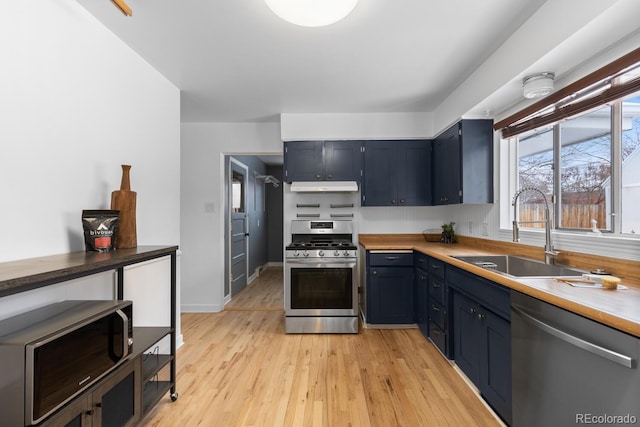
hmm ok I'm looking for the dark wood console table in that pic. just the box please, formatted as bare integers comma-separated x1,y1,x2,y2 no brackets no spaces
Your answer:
0,245,179,426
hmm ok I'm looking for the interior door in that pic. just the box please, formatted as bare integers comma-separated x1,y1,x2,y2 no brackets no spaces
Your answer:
229,158,249,297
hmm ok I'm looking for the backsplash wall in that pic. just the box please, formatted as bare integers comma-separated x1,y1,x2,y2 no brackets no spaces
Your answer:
282,186,499,244
283,189,638,261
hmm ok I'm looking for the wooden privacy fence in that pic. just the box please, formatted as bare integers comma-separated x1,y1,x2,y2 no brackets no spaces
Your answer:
519,203,607,229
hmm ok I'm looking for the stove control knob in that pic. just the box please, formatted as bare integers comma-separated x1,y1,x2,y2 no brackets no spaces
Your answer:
293,250,299,257
334,250,340,257
303,250,309,257
318,250,324,257
343,250,350,257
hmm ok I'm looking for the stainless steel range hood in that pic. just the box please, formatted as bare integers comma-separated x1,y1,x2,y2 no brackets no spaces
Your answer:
290,181,358,192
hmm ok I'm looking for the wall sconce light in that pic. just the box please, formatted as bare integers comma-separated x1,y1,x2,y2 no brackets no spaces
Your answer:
264,0,358,27
523,72,555,99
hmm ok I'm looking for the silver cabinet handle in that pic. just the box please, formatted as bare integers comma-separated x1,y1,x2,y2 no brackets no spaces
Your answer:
512,305,634,368
385,256,400,260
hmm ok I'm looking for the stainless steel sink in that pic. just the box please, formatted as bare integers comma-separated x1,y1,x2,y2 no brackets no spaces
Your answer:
452,255,585,278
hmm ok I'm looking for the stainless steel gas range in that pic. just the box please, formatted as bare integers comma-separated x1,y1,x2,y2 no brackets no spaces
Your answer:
284,220,358,334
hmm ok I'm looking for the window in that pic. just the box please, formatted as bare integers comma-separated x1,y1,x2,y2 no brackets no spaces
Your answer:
517,126,553,231
558,105,611,231
232,171,245,213
515,91,640,234
621,91,640,234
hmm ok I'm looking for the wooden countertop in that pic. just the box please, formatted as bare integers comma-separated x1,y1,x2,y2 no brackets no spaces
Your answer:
359,234,640,338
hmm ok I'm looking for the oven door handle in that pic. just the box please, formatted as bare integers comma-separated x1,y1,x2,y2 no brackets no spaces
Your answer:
287,260,357,267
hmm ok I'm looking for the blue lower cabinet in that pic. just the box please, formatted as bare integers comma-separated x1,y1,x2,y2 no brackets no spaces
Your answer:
367,266,414,324
481,309,512,425
453,290,512,425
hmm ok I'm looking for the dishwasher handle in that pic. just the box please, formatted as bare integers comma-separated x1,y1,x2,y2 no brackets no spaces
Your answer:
512,305,634,368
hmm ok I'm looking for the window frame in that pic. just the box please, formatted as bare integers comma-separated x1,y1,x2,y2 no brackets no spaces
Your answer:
506,93,639,236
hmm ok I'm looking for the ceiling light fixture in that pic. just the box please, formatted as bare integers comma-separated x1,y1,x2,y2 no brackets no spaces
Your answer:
110,0,132,16
264,0,358,27
522,72,555,99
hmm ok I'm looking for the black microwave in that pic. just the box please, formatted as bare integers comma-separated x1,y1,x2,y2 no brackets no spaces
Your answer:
0,300,133,426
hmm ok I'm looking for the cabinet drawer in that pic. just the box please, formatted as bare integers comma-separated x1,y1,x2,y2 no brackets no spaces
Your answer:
429,323,447,355
429,301,446,330
428,258,445,279
414,252,429,269
369,252,413,266
429,277,446,305
447,266,510,319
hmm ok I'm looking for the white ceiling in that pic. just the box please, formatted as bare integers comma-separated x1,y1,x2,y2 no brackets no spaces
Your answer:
79,0,640,125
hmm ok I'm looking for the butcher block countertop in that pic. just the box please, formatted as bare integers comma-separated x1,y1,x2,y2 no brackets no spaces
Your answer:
359,234,640,338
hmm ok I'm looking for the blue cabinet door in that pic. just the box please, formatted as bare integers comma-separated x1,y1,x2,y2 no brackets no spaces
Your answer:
367,266,414,324
453,291,482,384
433,125,460,205
362,140,398,206
460,119,494,204
480,311,512,425
323,140,362,181
284,141,323,182
398,140,432,205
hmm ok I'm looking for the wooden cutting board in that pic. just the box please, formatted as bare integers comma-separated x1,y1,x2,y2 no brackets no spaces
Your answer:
110,165,137,248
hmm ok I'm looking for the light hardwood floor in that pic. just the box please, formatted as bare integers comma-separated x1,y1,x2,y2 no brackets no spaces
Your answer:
142,267,502,427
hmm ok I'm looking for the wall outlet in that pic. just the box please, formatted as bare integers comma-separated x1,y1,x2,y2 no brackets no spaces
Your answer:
204,202,215,213
481,223,489,236
468,221,473,234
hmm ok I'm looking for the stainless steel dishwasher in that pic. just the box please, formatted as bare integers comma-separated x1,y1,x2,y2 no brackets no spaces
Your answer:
511,291,639,427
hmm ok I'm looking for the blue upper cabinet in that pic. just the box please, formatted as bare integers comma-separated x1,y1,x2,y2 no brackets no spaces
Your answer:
362,140,432,206
283,141,323,182
323,140,363,182
433,119,494,205
283,140,362,183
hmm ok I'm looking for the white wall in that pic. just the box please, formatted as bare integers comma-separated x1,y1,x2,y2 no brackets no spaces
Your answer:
180,122,281,312
0,1,181,335
281,112,433,141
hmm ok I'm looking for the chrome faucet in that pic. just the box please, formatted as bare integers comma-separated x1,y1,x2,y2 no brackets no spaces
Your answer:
512,187,559,264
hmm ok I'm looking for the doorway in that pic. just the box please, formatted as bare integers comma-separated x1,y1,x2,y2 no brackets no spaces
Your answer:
224,155,284,305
